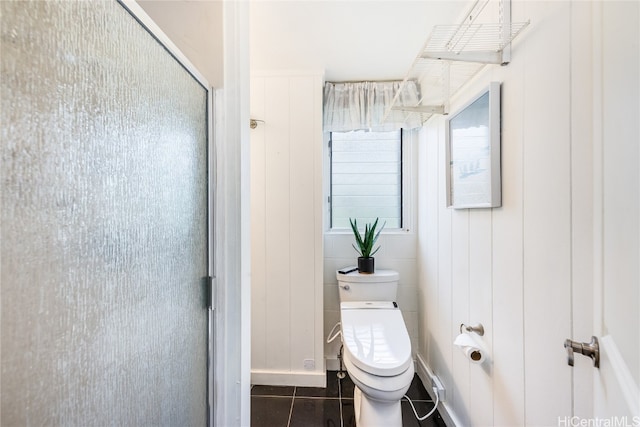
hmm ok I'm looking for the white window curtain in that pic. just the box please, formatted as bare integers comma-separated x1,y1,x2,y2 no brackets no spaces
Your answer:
323,80,422,132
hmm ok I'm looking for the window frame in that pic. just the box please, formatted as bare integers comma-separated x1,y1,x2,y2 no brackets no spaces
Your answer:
326,129,414,233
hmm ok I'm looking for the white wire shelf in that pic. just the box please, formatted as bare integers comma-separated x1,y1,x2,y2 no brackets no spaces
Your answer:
384,0,529,126
421,21,530,64
389,60,487,125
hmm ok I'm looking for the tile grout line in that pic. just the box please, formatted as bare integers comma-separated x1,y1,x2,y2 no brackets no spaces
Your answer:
252,394,302,398
286,387,296,427
338,376,344,427
288,396,355,400
251,372,435,426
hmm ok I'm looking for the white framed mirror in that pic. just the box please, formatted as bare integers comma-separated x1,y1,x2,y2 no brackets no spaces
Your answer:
445,81,502,209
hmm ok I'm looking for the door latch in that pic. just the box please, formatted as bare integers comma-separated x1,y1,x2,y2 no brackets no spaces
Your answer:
564,336,599,368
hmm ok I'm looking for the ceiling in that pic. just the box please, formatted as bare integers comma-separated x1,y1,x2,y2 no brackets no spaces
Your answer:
249,1,470,82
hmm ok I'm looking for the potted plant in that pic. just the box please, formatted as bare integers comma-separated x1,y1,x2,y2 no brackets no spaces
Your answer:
349,217,385,274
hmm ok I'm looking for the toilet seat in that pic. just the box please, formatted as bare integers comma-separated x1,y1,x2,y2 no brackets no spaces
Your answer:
343,351,415,396
340,302,412,377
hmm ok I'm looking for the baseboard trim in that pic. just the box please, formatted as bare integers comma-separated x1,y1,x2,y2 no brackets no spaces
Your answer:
326,357,341,371
415,353,461,427
251,369,326,388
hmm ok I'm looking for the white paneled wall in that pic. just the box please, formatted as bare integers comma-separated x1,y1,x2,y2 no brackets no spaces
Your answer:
250,71,325,387
417,2,597,426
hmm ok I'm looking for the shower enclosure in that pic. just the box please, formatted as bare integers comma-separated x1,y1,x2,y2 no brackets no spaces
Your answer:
1,1,213,424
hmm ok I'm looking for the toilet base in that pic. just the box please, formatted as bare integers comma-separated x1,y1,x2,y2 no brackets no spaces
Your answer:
354,385,403,427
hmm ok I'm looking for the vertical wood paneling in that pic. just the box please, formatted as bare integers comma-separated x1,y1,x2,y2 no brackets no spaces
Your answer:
289,76,316,371
468,209,494,427
436,123,454,395
416,129,429,359
491,23,526,425
422,125,440,360
450,208,470,427
250,76,267,369
250,71,324,385
417,1,595,425
569,1,594,418
264,77,292,370
522,3,572,424
312,77,324,371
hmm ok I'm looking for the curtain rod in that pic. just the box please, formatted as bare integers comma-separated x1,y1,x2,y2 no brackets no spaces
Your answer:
325,79,405,85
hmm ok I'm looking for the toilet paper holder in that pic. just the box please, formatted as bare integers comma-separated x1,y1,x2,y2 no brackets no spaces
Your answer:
460,322,484,336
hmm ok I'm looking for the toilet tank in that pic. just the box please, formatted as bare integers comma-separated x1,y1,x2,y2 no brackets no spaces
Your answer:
336,269,399,302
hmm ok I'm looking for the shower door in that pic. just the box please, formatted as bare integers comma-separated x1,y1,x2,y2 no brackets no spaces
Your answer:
1,1,212,425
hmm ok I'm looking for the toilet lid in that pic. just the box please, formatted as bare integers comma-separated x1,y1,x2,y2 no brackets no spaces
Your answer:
340,302,412,377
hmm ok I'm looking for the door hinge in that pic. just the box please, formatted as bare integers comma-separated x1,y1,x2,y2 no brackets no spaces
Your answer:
207,276,215,310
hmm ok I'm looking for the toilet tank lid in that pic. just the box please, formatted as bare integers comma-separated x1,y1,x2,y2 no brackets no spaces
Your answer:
336,269,399,283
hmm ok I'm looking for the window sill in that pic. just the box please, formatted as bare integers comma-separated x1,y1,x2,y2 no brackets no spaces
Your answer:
324,228,413,236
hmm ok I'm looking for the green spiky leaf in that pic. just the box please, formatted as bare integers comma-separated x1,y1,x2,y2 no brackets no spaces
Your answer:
349,217,385,258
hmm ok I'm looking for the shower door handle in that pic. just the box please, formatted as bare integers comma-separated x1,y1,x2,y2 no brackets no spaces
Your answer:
564,336,599,368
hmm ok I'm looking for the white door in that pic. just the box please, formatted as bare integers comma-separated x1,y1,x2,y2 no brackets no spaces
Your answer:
589,0,639,419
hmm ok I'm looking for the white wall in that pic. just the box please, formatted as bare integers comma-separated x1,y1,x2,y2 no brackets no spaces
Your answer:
417,2,599,425
250,71,325,387
249,76,422,373
215,2,251,425
137,1,223,88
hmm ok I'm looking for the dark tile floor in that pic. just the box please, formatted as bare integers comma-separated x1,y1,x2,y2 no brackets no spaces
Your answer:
251,371,446,427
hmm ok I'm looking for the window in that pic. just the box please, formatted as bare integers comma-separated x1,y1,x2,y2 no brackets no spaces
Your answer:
330,130,402,229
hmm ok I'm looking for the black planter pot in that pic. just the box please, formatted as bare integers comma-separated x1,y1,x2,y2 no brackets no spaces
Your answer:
358,257,375,274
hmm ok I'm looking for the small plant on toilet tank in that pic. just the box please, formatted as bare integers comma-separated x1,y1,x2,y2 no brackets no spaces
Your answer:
349,218,385,274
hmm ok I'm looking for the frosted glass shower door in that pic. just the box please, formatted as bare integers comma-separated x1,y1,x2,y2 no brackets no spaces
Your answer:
1,1,212,425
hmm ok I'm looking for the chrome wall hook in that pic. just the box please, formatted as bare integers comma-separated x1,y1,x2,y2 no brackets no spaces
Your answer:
250,119,264,129
460,323,485,336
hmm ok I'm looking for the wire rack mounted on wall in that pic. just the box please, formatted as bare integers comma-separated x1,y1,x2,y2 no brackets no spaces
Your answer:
384,0,529,125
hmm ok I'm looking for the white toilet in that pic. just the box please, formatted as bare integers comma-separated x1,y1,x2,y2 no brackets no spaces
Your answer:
337,269,414,427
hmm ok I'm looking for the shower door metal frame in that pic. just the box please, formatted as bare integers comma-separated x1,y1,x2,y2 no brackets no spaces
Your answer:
117,1,216,424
